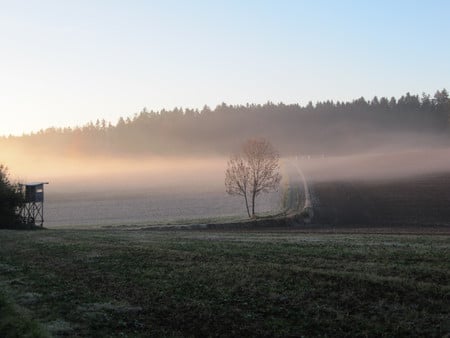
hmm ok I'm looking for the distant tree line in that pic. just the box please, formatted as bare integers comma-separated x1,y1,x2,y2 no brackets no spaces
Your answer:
2,89,449,156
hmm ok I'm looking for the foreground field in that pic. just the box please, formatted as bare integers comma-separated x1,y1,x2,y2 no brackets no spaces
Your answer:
0,229,449,337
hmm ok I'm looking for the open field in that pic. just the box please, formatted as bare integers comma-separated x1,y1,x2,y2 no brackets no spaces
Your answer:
285,158,450,227
310,173,450,226
0,228,449,337
44,188,281,228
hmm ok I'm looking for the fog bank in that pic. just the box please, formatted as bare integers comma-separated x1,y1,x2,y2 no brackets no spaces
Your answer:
297,147,450,182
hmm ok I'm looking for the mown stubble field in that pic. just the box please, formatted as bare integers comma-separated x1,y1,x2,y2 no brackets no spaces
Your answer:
0,228,449,337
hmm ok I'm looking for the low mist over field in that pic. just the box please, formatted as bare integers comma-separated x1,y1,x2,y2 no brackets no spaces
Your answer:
2,151,227,194
298,146,450,182
3,139,450,200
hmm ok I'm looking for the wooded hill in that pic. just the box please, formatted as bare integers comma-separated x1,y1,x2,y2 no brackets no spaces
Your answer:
2,90,449,157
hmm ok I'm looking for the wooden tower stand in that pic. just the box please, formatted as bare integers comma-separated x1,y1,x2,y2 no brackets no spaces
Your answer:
19,182,49,227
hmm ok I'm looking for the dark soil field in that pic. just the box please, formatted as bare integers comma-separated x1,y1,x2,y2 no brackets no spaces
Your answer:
0,228,449,337
310,173,450,226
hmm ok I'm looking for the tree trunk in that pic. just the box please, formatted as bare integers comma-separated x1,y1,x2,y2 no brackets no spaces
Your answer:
243,192,251,218
251,190,256,218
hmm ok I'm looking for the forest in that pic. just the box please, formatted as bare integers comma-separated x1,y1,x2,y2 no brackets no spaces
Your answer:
1,90,449,157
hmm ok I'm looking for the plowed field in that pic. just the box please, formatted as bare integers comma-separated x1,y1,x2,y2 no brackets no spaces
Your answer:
311,173,450,226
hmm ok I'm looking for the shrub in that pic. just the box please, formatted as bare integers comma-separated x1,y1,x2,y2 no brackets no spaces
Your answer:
0,164,23,228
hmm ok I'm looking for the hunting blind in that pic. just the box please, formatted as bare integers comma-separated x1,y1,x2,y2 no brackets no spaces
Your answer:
20,182,49,227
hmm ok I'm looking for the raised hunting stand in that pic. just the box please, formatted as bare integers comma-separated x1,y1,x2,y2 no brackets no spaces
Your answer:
20,182,49,227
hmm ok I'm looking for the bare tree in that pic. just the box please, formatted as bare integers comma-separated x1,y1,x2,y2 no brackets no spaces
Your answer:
225,138,281,218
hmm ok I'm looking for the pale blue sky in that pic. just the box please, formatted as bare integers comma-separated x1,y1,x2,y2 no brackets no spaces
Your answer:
1,0,449,135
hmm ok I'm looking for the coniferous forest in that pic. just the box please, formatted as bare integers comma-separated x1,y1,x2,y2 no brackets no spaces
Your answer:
2,90,449,157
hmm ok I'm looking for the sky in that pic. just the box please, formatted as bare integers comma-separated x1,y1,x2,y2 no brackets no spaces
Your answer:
1,0,449,136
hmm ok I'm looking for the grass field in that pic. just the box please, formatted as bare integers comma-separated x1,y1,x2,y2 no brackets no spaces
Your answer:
0,228,449,337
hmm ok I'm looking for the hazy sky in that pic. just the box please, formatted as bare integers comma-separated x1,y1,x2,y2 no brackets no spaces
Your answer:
1,0,449,136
